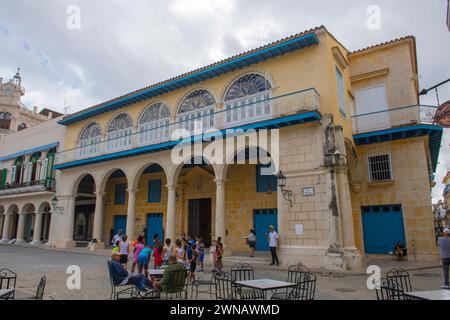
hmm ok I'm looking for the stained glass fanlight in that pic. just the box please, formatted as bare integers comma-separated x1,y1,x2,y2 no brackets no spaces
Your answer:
178,89,216,114
80,122,102,140
107,113,133,132
140,103,171,124
224,73,271,102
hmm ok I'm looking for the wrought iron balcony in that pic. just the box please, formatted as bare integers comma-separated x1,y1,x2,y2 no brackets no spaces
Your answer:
351,104,438,134
0,178,55,196
55,88,320,165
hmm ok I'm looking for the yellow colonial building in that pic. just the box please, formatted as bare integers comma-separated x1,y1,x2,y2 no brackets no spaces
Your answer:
18,26,441,270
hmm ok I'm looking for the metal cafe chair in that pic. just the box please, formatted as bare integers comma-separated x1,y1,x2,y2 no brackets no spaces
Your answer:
106,260,136,300
159,268,189,300
375,278,413,301
0,268,17,300
35,276,46,300
213,272,237,300
271,264,311,297
230,263,264,300
386,268,413,293
191,272,216,300
271,272,316,300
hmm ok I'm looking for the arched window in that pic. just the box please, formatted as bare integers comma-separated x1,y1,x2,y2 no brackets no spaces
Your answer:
17,123,27,131
79,122,102,157
107,113,133,150
139,103,171,145
178,89,215,133
0,112,12,130
224,73,272,126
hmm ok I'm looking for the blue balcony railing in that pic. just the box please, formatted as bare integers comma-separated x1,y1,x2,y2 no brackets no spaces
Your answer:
56,88,320,165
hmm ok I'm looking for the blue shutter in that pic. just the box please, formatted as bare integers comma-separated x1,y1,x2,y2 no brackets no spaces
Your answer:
114,183,126,205
256,164,277,193
148,179,162,203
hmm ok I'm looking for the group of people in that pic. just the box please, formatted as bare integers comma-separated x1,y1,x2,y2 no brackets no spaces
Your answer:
110,230,225,284
246,225,279,266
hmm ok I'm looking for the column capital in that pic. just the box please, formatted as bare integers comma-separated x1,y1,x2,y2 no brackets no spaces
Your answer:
36,211,46,215
165,184,177,191
95,191,106,197
213,178,227,185
126,188,138,194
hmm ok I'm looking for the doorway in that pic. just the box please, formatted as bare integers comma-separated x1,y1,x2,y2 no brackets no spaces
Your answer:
188,198,212,246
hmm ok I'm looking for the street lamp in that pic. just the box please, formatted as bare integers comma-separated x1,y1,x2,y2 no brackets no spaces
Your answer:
51,195,58,207
276,171,292,207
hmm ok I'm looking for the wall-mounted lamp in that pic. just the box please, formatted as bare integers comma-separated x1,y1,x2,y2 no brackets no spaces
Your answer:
176,192,180,201
276,171,293,207
51,195,58,207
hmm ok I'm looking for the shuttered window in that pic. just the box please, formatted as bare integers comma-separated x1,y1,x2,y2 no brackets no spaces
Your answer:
0,168,7,186
114,183,126,205
148,179,162,203
336,67,346,117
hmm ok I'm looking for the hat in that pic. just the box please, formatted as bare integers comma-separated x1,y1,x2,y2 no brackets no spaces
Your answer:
444,227,450,234
269,225,275,229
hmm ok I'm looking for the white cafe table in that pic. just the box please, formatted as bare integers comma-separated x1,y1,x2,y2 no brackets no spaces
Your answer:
406,290,450,300
0,288,14,299
235,279,296,300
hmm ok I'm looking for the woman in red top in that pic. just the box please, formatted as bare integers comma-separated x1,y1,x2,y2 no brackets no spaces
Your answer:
153,242,164,269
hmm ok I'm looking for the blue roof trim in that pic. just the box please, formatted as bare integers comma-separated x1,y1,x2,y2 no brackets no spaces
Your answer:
0,142,60,162
353,124,443,172
58,33,319,126
54,111,322,170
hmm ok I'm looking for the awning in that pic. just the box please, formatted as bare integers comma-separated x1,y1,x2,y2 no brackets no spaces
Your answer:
0,142,59,162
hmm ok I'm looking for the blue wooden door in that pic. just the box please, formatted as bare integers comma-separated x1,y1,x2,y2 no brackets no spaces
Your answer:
147,213,164,245
362,205,406,254
253,209,278,251
113,215,127,237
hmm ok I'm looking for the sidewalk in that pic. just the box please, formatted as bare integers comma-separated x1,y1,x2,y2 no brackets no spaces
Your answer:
1,242,441,275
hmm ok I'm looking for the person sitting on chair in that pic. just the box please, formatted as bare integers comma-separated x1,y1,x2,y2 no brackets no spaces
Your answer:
153,254,186,292
110,252,153,292
394,243,406,261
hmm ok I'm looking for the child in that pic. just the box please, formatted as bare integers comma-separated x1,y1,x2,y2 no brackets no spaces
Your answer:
153,242,164,269
196,238,205,272
131,235,145,273
137,245,152,278
215,237,223,272
112,240,120,253
189,244,199,283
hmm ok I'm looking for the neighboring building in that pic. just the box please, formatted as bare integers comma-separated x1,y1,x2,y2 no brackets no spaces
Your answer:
6,26,441,270
443,171,450,214
447,0,450,31
0,117,65,245
0,69,62,143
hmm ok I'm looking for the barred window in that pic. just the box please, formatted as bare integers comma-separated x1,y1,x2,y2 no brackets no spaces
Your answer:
368,154,392,182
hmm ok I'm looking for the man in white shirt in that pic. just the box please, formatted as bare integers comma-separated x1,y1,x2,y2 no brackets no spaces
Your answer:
111,229,123,245
268,225,279,266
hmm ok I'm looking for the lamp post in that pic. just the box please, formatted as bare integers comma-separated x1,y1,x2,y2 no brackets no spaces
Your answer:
276,171,293,207
51,195,58,208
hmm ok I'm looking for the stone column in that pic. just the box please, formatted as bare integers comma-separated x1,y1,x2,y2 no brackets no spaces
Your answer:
166,184,177,241
15,213,26,243
126,188,137,241
336,166,362,270
31,212,43,245
62,195,76,248
1,213,11,242
92,191,105,249
214,179,226,244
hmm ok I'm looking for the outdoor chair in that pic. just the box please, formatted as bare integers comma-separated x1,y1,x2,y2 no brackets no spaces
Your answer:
386,268,413,295
230,263,264,300
159,267,189,300
191,272,216,300
106,260,136,300
271,264,311,297
35,276,46,300
0,268,17,300
271,272,316,300
375,278,413,300
214,272,237,300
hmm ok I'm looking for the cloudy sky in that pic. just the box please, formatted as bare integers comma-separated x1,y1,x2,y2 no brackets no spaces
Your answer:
0,0,449,200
